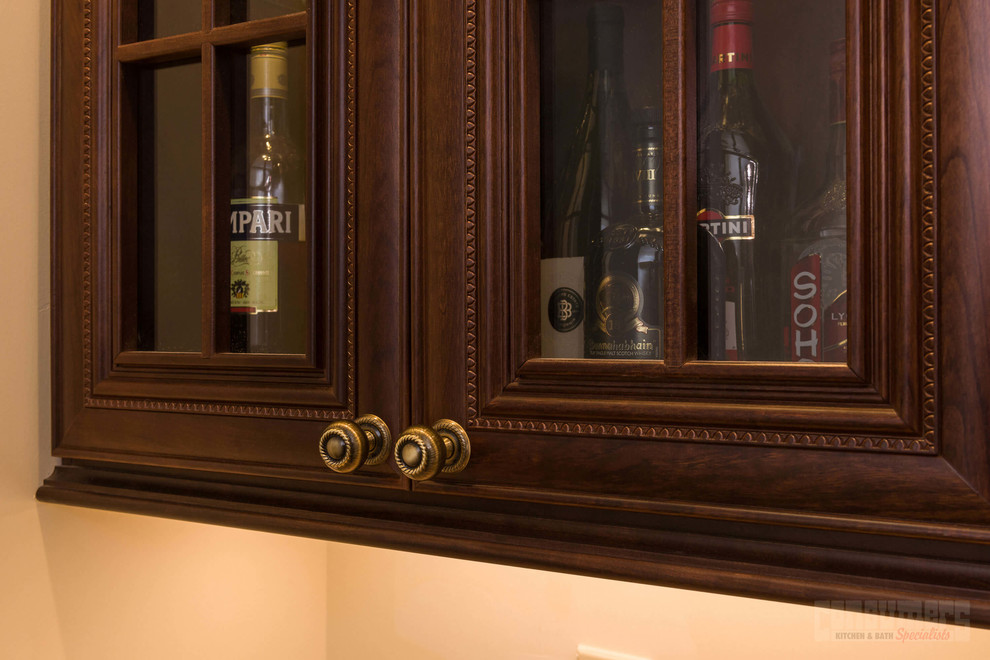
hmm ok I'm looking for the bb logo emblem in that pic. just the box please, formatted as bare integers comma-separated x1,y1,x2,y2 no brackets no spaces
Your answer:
548,287,584,333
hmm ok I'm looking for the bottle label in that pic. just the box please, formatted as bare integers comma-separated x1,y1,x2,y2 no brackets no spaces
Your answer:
230,199,305,314
697,152,758,241
790,254,823,361
541,257,585,358
586,271,661,359
711,23,753,72
790,247,847,362
697,209,755,241
635,144,662,207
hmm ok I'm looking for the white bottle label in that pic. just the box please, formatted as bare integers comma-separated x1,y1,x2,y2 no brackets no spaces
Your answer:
541,256,585,358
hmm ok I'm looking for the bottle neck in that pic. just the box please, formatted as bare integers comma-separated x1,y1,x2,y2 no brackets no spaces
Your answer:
710,20,753,73
589,11,624,75
825,41,847,185
250,95,289,136
824,120,846,184
634,127,662,218
707,20,757,111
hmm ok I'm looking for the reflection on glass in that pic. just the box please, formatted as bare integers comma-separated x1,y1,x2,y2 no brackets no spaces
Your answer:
540,1,663,360
229,42,308,354
137,0,201,41
136,61,203,352
696,0,847,362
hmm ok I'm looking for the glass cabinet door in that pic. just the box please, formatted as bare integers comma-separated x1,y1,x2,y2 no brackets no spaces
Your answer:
50,0,408,489
539,0,847,364
121,1,314,359
413,0,925,501
100,0,370,414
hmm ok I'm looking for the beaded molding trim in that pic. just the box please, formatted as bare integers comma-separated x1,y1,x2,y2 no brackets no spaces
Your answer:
80,2,356,420
463,2,937,454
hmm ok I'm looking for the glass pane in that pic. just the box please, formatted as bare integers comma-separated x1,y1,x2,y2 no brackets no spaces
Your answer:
230,0,308,23
696,0,847,362
540,1,663,360
136,61,203,352
136,0,201,41
228,42,309,354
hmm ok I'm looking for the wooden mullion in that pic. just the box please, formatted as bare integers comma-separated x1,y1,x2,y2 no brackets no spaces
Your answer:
117,33,205,63
207,12,308,46
662,0,695,368
202,42,221,358
211,0,232,29
119,0,138,44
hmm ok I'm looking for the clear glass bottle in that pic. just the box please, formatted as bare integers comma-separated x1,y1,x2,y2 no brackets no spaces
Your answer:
696,0,795,361
789,38,847,362
230,42,307,354
586,106,663,359
541,2,635,358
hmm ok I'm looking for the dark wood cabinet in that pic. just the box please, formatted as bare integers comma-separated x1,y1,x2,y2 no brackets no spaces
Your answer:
41,0,990,625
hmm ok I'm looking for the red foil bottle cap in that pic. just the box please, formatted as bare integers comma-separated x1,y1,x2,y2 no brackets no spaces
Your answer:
711,0,753,24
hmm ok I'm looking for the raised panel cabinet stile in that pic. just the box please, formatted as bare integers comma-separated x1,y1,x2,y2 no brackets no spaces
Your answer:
40,0,990,625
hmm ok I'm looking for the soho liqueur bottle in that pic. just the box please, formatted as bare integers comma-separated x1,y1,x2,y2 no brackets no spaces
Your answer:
230,42,307,354
789,39,847,362
541,2,635,358
697,0,794,361
586,107,663,359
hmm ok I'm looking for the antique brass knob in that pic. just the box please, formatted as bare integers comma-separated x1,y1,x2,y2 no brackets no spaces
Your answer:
393,419,471,481
319,414,391,473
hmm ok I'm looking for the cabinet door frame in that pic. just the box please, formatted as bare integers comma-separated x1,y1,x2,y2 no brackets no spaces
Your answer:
47,0,408,486
412,0,990,622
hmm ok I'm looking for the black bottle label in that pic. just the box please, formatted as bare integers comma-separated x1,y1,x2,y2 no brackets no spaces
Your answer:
548,287,584,333
585,224,662,360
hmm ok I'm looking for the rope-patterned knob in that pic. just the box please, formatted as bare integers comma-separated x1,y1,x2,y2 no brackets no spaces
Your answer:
393,419,470,481
318,414,391,473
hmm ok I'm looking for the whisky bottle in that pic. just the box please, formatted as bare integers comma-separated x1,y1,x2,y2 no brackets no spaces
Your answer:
541,2,635,358
230,42,307,354
789,39,847,362
585,106,663,359
697,0,794,361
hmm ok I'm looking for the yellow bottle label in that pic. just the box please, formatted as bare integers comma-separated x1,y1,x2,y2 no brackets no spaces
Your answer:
229,198,305,314
231,240,279,313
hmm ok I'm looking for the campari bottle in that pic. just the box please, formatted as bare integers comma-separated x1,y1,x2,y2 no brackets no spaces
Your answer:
230,42,307,354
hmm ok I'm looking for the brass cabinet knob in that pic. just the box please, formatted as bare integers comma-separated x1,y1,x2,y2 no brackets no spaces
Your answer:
319,414,392,473
393,419,470,481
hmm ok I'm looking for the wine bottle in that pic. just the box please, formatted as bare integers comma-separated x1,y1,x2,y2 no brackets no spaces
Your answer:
789,38,847,362
541,2,635,358
696,0,794,361
586,106,663,359
230,42,307,354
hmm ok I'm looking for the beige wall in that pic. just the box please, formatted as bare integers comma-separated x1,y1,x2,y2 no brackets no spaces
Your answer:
2,1,988,658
